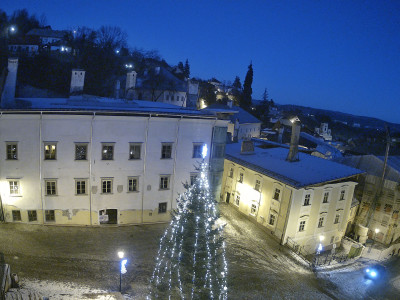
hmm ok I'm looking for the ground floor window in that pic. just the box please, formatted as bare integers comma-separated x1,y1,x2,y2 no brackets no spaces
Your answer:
45,210,55,222
159,202,167,214
12,210,21,221
28,210,37,222
269,214,276,226
250,204,257,215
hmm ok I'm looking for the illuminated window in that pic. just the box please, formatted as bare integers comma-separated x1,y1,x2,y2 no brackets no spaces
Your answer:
6,143,18,160
101,178,113,194
9,181,19,195
12,210,21,221
318,217,324,228
192,143,203,158
128,177,138,192
45,210,55,222
269,214,276,226
238,172,244,183
339,190,345,201
28,210,37,222
273,188,281,201
129,143,141,160
161,143,172,159
235,195,240,206
334,214,340,224
75,179,87,195
45,180,57,196
304,194,311,206
255,179,261,192
102,143,114,160
159,202,167,213
229,168,234,178
75,143,88,160
250,204,257,215
160,175,170,190
44,143,57,160
299,220,306,232
323,192,329,203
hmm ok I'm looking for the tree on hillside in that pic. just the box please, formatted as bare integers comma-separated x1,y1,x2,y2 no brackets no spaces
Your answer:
241,62,253,110
96,25,127,51
9,9,43,36
262,88,269,102
149,153,228,299
199,80,217,106
231,76,242,106
184,59,190,78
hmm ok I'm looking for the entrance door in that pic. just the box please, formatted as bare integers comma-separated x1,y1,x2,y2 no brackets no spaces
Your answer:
226,192,230,204
99,209,118,224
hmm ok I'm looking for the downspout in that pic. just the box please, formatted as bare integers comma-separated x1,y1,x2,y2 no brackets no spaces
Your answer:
40,112,44,223
141,114,151,223
89,112,95,225
280,185,293,245
170,116,182,211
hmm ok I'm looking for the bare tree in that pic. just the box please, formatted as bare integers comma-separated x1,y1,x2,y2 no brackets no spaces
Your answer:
96,25,127,51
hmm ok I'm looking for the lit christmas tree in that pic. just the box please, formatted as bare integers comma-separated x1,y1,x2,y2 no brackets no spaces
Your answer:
149,145,228,299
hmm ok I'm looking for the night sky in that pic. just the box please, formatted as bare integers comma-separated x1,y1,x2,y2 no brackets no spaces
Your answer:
2,0,399,123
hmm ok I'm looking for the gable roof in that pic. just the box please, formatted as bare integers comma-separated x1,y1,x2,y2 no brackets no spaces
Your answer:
225,143,363,189
229,106,261,124
136,67,187,92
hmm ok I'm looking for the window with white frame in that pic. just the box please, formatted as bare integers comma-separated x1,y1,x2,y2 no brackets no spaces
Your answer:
273,188,281,201
159,175,170,190
75,179,87,195
161,143,172,159
229,167,234,178
6,143,18,160
299,220,306,232
269,214,276,226
44,143,57,160
45,180,57,195
304,194,311,206
334,214,340,224
101,178,113,194
102,143,114,160
323,192,329,203
235,195,240,206
9,180,19,195
12,210,21,221
339,190,345,201
238,172,244,183
250,203,257,215
128,177,138,192
192,143,203,158
129,143,141,160
255,179,261,192
318,216,324,228
75,143,88,160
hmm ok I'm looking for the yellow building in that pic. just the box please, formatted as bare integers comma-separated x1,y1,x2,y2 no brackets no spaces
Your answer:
221,141,363,254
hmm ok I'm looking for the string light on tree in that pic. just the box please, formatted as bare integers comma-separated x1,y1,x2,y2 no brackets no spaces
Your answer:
149,144,228,299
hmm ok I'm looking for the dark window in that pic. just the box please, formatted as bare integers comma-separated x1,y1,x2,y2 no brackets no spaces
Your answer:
28,210,37,222
7,143,18,160
158,202,167,213
323,192,329,203
76,180,86,195
273,188,280,201
318,217,324,228
12,210,21,221
128,177,138,192
129,144,141,159
269,214,275,226
45,180,57,195
255,179,261,192
304,194,311,206
161,144,172,159
190,174,198,185
213,144,225,158
102,144,114,160
299,220,306,231
192,144,203,158
238,172,244,183
160,176,170,190
102,179,113,194
75,144,87,160
45,210,55,222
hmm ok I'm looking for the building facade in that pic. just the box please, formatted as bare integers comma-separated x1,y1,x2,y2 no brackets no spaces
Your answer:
221,141,362,254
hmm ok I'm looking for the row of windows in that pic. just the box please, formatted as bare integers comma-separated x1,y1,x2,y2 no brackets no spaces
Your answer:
5,142,206,161
299,214,341,232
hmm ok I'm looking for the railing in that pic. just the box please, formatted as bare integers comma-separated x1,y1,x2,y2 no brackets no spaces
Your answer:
286,237,311,266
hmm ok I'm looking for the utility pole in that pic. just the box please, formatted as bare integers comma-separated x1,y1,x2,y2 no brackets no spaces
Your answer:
365,125,391,228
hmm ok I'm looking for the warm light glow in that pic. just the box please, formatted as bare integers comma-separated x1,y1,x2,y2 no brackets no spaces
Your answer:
319,235,325,242
375,228,380,234
118,251,124,259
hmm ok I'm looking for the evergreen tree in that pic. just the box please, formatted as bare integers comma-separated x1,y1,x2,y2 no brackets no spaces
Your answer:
184,59,190,78
150,149,228,299
241,62,253,110
262,88,269,102
231,76,242,106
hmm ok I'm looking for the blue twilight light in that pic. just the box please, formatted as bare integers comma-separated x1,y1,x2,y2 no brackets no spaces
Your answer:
370,271,377,277
366,268,370,273
121,259,128,274
202,144,208,158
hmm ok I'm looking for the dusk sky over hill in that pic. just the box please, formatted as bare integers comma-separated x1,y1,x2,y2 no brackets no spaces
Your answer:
3,0,399,124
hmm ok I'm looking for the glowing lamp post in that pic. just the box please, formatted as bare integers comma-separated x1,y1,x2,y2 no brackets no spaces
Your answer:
118,251,127,292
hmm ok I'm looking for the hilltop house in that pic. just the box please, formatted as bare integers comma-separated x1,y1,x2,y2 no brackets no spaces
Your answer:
0,58,227,225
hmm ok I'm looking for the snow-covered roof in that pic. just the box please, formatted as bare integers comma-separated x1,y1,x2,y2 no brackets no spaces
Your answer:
300,132,342,159
3,96,214,118
203,104,261,124
225,143,363,189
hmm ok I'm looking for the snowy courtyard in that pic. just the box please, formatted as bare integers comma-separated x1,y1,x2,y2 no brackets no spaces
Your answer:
1,204,399,299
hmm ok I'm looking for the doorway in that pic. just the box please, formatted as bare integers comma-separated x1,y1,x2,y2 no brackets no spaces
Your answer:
99,209,118,224
226,192,231,204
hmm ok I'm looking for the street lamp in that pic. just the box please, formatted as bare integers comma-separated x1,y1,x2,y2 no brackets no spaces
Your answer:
117,251,127,292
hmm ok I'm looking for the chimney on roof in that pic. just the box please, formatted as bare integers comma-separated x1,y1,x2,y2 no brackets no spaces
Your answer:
70,69,85,98
1,58,18,108
240,139,254,155
286,117,301,162
125,71,137,99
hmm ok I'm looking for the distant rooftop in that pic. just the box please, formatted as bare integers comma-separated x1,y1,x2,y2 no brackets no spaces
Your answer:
225,143,363,188
27,28,68,39
203,104,261,124
2,96,215,118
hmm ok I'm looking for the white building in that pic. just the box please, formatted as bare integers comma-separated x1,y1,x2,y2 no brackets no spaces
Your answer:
221,140,362,254
315,123,332,141
0,59,228,226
